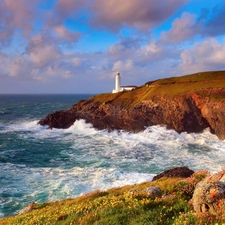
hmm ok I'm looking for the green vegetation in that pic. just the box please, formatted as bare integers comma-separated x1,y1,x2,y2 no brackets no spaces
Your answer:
151,71,225,84
92,71,225,108
1,170,225,225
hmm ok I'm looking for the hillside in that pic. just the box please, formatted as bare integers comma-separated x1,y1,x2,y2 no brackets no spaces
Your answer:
1,168,225,225
92,70,225,105
38,71,225,139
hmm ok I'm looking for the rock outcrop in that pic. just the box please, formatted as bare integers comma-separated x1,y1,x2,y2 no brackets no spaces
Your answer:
38,71,225,140
38,91,225,139
19,202,36,214
192,170,225,217
152,166,194,181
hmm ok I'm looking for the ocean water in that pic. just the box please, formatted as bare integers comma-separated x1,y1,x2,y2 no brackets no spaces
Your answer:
0,94,225,218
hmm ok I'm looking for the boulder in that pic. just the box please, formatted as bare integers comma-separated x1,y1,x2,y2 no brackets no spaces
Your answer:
128,186,161,199
19,202,36,214
192,180,225,216
204,170,225,182
145,186,161,198
152,166,194,181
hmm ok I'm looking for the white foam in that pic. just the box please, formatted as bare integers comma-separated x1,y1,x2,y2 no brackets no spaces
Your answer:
0,163,154,213
0,119,99,140
2,119,225,173
0,120,47,138
67,119,98,135
90,125,225,173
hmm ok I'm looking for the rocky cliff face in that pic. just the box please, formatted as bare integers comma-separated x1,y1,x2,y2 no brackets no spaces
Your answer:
38,87,225,140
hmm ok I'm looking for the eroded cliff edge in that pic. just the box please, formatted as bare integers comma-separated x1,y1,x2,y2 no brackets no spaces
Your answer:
38,71,225,140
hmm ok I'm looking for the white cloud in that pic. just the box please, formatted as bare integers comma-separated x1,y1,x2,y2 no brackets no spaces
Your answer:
112,59,134,72
72,57,82,66
144,40,162,55
27,35,61,68
180,38,225,73
0,0,225,94
91,0,188,31
62,71,72,79
109,44,125,54
124,59,133,70
6,55,33,78
53,25,80,44
161,12,198,44
0,0,39,42
30,44,61,68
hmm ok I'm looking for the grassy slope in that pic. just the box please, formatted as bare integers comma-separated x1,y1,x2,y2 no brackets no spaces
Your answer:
92,71,225,108
1,170,224,225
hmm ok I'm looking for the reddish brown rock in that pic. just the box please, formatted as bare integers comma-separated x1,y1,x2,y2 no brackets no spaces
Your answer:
38,87,225,140
152,167,194,181
19,202,36,214
192,170,225,217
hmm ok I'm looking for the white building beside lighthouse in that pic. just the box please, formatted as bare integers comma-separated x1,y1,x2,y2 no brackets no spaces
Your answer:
112,72,137,93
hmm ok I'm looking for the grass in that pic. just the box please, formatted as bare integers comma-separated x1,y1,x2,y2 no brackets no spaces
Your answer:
151,71,225,84
1,170,225,225
91,71,225,109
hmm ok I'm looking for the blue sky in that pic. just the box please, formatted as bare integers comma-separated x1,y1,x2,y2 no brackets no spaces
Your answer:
0,0,225,94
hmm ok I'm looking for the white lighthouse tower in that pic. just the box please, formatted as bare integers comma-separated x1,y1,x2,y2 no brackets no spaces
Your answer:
112,72,121,93
112,72,137,93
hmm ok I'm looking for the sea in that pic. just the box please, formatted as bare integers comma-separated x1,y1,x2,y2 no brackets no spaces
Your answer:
0,94,225,218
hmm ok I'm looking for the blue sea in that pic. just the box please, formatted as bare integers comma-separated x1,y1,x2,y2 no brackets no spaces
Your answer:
0,94,225,218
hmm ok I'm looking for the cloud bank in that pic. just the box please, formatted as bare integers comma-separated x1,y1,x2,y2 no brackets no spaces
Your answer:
0,0,224,93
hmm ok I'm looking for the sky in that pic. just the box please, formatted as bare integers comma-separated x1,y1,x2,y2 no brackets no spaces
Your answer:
0,0,225,94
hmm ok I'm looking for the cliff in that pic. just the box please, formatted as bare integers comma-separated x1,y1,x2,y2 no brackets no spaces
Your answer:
38,71,225,140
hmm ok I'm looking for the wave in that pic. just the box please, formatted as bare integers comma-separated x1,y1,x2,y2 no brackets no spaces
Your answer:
0,163,153,216
0,120,41,132
1,119,225,170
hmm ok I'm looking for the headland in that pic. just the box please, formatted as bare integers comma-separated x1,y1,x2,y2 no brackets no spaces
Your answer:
38,71,225,140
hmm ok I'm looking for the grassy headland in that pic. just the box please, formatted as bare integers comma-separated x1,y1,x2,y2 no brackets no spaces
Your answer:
92,71,225,108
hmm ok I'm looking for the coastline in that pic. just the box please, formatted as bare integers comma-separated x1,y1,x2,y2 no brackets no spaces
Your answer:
2,167,225,224
39,71,225,140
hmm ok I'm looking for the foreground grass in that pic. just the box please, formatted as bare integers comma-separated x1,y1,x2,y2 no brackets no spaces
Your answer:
1,171,225,225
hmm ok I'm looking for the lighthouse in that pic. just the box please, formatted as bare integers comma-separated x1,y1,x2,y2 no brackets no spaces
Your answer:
113,72,121,93
112,72,137,93
112,72,121,93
